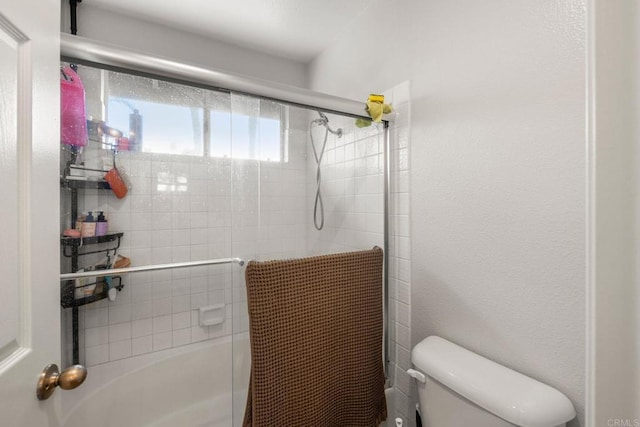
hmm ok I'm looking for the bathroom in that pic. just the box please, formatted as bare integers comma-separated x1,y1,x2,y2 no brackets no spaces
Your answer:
0,0,638,426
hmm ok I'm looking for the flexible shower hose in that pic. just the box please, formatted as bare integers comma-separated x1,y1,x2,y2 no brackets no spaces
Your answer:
310,120,328,230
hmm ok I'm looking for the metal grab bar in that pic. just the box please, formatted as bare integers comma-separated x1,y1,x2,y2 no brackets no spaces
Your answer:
60,258,245,281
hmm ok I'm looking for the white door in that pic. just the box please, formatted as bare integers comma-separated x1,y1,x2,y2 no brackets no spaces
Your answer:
0,1,62,426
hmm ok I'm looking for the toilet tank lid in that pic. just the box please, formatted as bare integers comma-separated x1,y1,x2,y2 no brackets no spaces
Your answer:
411,336,575,427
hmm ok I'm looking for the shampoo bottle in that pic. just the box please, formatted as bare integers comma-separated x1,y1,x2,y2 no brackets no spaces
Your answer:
96,211,108,236
81,211,96,237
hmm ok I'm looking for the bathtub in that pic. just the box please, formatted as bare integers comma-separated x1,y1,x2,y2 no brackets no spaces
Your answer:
61,335,251,427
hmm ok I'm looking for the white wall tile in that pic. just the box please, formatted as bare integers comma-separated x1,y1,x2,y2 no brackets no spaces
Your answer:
132,318,152,338
152,282,172,300
132,300,152,320
191,276,208,292
128,248,152,267
172,312,191,330
108,304,131,325
85,344,109,366
152,297,172,316
171,245,191,262
85,326,109,347
152,331,172,351
172,295,190,313
396,346,411,371
172,328,191,347
152,247,172,264
171,229,190,246
152,194,172,213
395,365,412,396
209,322,230,339
191,326,209,343
172,212,191,229
132,335,153,356
84,308,108,328
130,230,152,248
396,281,411,306
172,281,190,297
396,301,410,328
191,292,208,310
132,283,152,302
109,323,132,342
109,339,132,361
151,213,172,230
150,311,171,333
396,323,411,350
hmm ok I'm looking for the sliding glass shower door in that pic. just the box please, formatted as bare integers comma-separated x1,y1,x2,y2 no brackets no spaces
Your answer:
59,61,386,427
228,96,387,426
61,64,242,426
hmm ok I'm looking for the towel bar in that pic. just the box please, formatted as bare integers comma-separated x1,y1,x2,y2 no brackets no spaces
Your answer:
59,257,245,280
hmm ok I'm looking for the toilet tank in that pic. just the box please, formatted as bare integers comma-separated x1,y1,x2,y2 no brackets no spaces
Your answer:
409,336,576,427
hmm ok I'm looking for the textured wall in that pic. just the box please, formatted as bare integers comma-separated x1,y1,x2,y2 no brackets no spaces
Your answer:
310,1,586,425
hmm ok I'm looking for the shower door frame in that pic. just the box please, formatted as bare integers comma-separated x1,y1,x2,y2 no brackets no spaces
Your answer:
60,33,394,382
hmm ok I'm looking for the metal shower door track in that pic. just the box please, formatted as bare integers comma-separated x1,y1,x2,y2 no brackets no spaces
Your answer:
60,34,395,122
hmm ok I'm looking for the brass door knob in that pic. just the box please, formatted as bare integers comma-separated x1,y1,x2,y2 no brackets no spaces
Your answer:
36,364,87,400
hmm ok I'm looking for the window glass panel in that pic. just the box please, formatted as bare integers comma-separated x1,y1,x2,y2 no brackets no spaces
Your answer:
108,97,203,156
210,110,231,158
257,116,281,162
99,71,285,161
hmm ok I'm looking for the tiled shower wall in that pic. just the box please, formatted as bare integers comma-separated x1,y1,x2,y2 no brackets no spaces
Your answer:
66,149,309,365
386,84,413,424
304,82,412,423
306,116,385,254
62,72,311,365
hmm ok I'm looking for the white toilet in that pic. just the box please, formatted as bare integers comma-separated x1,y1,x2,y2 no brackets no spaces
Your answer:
407,336,576,427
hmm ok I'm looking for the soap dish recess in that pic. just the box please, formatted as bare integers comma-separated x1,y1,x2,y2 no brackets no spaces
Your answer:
199,304,225,326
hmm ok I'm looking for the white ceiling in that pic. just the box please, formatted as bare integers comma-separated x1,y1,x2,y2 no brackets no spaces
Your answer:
87,0,372,63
